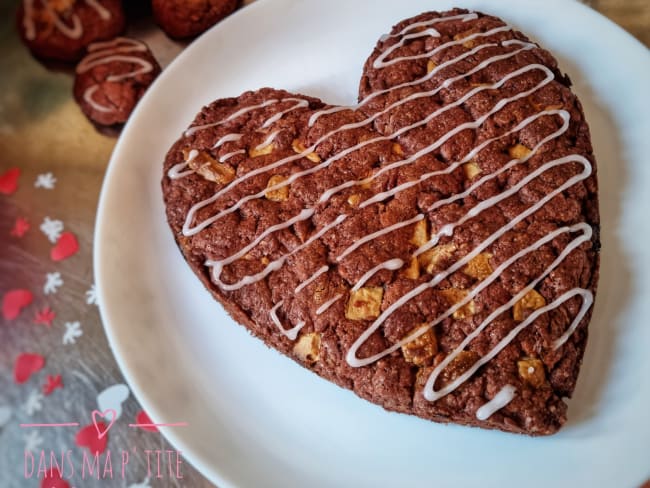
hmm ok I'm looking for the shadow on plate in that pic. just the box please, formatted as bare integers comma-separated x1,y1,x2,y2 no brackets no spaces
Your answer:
557,55,633,430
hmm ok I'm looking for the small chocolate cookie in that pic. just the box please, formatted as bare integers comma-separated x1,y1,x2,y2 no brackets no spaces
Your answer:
73,37,161,126
17,0,126,62
151,0,238,39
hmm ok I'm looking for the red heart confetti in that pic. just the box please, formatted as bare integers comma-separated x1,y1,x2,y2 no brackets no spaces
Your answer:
75,422,108,454
2,289,33,321
50,232,79,261
10,217,29,237
0,167,20,195
33,307,56,327
136,410,158,432
40,469,70,488
42,374,63,396
14,353,45,384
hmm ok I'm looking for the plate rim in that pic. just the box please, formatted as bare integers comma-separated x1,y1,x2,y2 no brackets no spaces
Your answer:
94,1,650,487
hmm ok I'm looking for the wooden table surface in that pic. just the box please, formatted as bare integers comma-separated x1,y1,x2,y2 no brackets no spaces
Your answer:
587,0,650,47
0,1,647,488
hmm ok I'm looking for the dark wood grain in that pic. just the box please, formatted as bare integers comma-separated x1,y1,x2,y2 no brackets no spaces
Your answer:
590,0,650,46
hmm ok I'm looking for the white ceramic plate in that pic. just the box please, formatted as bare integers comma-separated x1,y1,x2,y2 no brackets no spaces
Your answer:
95,0,650,486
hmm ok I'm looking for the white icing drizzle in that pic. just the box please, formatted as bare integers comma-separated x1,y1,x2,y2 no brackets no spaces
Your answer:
185,97,308,137
219,150,245,163
552,288,595,349
84,0,111,20
167,149,198,180
82,85,110,112
212,133,242,149
295,265,329,293
170,102,298,181
42,0,82,39
173,13,597,408
347,224,594,401
268,265,331,338
182,42,538,236
426,287,593,402
337,215,424,262
476,385,516,420
269,300,305,340
308,34,527,127
262,98,309,128
88,37,137,52
255,130,281,151
316,294,343,315
308,106,352,127
212,134,245,162
351,259,404,292
23,0,112,41
76,37,153,114
206,214,347,291
185,99,278,136
388,12,477,39
360,109,569,210
373,24,511,69
196,60,561,292
23,0,36,40
346,174,594,369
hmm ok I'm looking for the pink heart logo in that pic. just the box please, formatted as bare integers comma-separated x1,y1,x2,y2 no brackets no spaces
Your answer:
91,409,116,439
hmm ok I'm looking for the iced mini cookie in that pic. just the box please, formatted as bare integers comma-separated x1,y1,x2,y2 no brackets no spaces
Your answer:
161,9,600,435
151,0,238,39
17,0,125,62
73,37,161,126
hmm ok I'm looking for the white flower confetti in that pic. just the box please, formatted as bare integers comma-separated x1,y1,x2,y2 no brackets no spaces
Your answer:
34,172,57,190
23,390,44,416
43,272,63,295
40,217,64,244
85,284,98,306
24,431,44,452
62,321,83,345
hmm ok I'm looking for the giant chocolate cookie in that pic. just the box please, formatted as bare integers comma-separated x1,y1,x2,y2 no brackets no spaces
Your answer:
161,9,599,435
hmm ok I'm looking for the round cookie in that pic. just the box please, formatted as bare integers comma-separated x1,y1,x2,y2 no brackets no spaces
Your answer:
73,37,161,126
17,0,126,62
151,0,238,39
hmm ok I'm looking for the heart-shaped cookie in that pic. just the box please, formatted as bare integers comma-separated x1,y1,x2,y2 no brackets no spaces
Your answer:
161,9,599,435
